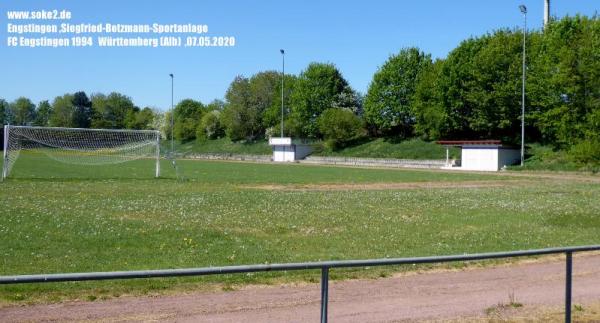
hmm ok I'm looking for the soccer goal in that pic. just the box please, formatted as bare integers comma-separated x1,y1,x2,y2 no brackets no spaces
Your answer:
2,125,161,180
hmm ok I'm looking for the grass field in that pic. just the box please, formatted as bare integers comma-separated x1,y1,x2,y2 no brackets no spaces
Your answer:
1,152,600,304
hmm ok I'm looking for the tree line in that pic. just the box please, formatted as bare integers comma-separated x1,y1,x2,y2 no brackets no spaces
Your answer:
1,15,598,162
0,92,160,131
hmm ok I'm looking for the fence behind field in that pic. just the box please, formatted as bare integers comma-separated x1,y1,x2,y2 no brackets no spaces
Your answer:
183,153,272,162
178,153,448,169
302,156,447,169
2,245,598,323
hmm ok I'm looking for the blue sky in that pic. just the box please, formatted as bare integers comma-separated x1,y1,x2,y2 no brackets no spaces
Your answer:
1,0,597,110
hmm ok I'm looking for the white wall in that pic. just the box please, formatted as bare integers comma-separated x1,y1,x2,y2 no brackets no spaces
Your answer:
269,137,292,145
272,145,295,162
272,144,313,162
461,147,499,171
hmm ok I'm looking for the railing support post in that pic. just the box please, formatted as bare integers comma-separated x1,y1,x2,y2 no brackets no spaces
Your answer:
565,251,572,323
320,266,329,323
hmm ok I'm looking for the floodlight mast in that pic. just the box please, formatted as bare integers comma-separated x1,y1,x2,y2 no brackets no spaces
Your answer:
280,49,285,138
544,0,550,28
169,73,174,157
519,5,527,166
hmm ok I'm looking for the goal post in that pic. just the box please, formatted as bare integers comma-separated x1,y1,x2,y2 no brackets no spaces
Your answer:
2,125,8,180
2,125,161,180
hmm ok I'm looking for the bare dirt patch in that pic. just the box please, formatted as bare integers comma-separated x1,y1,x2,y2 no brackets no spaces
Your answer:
500,171,600,183
242,180,532,191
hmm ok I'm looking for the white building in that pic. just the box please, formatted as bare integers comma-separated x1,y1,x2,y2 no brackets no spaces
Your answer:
437,140,521,171
268,137,312,162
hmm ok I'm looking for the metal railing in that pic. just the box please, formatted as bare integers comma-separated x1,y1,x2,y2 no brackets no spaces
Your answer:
302,156,447,169
2,245,599,323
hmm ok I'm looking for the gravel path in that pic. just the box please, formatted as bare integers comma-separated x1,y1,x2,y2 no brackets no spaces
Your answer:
2,254,600,322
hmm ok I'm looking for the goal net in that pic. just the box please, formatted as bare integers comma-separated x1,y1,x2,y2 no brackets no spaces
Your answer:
2,125,161,180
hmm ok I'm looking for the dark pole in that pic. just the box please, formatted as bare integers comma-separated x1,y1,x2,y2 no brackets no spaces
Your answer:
320,267,329,323
519,5,527,166
169,73,174,156
280,49,285,138
565,252,573,323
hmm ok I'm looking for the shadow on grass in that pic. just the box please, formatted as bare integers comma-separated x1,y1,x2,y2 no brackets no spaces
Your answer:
3,176,179,183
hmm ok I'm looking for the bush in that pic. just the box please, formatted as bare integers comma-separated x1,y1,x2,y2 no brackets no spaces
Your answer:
507,143,599,172
174,118,199,142
173,99,205,141
266,118,299,138
569,140,600,165
317,108,364,149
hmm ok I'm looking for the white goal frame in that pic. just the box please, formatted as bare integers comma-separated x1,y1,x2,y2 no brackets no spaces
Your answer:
2,125,161,180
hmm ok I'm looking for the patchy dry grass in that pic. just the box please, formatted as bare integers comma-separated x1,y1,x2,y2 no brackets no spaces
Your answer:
241,180,531,191
461,302,600,322
1,154,599,304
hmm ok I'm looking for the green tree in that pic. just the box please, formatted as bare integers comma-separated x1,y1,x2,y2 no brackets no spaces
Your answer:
332,86,362,115
413,59,446,140
72,91,92,128
108,93,136,129
262,74,298,133
222,72,281,140
364,48,432,137
130,107,156,130
50,94,75,127
124,106,141,129
90,94,111,128
460,31,523,141
431,38,483,139
0,99,9,125
196,110,224,139
530,15,600,147
11,97,36,126
221,76,253,141
586,107,600,141
475,31,524,141
91,92,136,129
206,99,225,112
428,31,524,141
0,99,6,147
263,75,298,137
289,62,352,138
34,100,52,126
162,111,173,140
173,99,205,141
247,71,280,137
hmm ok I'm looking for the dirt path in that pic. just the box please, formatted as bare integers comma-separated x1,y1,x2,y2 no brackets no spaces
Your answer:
3,254,600,322
239,167,600,192
242,180,530,191
494,170,600,183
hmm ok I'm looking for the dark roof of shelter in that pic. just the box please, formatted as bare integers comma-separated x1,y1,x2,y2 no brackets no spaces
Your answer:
436,140,502,146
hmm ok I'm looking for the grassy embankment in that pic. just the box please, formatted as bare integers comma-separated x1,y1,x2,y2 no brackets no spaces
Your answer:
171,137,458,160
176,137,598,172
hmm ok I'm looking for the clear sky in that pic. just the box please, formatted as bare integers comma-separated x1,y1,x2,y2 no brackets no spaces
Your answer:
0,0,597,110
